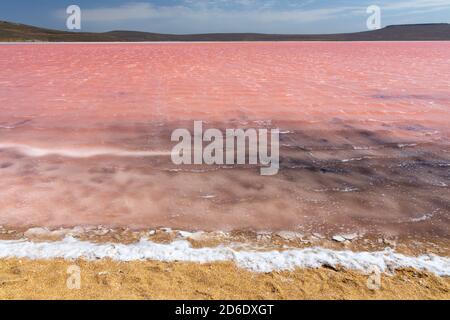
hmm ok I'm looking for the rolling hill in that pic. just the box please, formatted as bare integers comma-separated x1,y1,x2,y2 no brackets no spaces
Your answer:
1,21,449,42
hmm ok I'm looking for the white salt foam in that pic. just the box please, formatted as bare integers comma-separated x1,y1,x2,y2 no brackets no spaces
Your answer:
0,143,171,158
0,237,448,275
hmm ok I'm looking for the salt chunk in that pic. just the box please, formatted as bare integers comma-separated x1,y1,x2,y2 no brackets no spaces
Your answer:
276,231,303,241
332,235,347,242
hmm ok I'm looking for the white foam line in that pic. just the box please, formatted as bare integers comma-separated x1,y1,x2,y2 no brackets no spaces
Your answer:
0,143,171,158
0,237,448,275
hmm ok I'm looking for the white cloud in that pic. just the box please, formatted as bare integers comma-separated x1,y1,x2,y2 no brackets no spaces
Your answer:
79,2,360,24
57,1,450,34
81,3,155,22
382,0,450,10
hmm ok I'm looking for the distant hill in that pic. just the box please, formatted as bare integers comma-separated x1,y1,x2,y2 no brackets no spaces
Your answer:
1,21,450,42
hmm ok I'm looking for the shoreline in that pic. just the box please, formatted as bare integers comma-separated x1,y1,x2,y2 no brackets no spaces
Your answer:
1,225,449,254
0,226,448,276
1,228,448,299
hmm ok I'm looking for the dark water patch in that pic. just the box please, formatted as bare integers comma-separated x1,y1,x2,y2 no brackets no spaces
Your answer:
317,167,349,174
0,119,32,129
355,166,374,176
236,180,265,191
90,177,105,184
88,166,117,175
314,167,349,173
10,153,25,159
372,94,438,101
0,162,12,169
397,159,450,169
357,130,375,138
279,157,314,169
398,123,430,132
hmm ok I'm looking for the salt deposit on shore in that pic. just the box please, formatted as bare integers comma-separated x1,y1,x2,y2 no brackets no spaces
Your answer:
0,236,448,275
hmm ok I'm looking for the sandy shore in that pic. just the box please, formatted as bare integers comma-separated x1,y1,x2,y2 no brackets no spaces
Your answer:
0,227,448,300
0,258,449,300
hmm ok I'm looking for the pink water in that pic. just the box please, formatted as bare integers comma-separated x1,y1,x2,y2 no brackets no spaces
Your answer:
0,42,449,237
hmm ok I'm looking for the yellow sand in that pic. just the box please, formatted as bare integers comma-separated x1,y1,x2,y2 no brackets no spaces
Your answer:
0,259,448,300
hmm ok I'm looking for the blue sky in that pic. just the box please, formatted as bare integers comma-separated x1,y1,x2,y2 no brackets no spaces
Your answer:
1,0,450,34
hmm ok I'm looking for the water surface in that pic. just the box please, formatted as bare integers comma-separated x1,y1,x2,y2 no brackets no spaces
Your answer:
0,42,449,238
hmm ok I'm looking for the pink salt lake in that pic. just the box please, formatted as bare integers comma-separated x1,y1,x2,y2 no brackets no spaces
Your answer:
0,42,449,238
